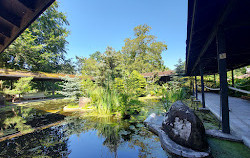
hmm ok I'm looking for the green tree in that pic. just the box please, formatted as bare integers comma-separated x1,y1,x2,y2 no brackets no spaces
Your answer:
122,24,167,73
1,2,73,73
4,77,34,102
57,76,82,101
114,70,146,97
96,47,122,86
174,58,185,75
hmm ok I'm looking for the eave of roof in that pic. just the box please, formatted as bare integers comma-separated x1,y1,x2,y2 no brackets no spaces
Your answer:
185,0,250,76
0,0,55,53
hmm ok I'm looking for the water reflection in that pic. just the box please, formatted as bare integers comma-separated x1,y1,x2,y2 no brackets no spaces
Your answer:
0,124,70,157
0,111,169,158
0,99,169,158
0,106,65,138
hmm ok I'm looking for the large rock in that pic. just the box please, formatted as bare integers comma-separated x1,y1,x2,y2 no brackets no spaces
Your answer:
79,97,91,108
162,101,208,152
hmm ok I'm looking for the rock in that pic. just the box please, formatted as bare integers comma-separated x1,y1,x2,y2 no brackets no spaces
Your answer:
79,97,91,108
162,101,208,152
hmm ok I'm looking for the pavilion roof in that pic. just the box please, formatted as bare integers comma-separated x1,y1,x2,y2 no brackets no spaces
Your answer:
0,68,76,81
0,0,55,53
186,0,250,76
141,71,174,78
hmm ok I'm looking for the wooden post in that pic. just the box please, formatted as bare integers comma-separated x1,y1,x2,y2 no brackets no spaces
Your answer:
214,74,216,86
192,77,195,96
195,75,198,100
10,80,13,90
200,66,205,108
231,70,234,87
52,84,55,99
217,26,230,134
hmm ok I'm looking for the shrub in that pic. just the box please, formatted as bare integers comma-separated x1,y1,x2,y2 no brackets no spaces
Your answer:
57,76,82,101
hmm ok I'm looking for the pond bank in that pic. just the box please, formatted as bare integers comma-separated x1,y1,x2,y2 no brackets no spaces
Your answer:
198,92,250,148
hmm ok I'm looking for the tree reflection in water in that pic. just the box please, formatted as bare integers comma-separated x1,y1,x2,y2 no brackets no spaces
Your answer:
0,105,169,157
0,124,70,157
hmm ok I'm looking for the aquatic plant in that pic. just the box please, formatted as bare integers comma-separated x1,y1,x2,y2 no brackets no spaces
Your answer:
161,81,188,111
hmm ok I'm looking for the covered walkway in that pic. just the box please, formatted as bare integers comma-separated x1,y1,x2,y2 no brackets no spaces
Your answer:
198,92,250,147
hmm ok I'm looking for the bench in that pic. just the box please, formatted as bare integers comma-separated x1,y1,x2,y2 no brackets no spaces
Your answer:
22,92,46,100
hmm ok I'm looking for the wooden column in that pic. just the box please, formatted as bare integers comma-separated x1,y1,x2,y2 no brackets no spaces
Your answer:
217,26,230,134
200,66,205,108
192,77,195,96
231,70,234,87
214,74,216,86
10,80,13,90
195,75,198,100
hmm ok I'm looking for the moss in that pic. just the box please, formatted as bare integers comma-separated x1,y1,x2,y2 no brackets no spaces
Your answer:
208,137,250,158
65,103,79,108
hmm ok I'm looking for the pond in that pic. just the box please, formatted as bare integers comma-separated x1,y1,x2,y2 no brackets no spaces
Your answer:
0,98,249,158
0,99,170,158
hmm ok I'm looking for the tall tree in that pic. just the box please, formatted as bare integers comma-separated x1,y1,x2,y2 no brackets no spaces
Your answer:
174,58,185,75
1,2,73,73
122,24,167,73
96,47,122,86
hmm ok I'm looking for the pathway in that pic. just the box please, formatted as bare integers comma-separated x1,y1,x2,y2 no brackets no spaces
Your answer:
198,92,250,148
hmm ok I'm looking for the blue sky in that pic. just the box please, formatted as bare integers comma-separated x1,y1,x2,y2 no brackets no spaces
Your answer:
58,0,187,70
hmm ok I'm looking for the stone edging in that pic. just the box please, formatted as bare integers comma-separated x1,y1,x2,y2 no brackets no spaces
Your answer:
144,113,211,158
206,129,243,142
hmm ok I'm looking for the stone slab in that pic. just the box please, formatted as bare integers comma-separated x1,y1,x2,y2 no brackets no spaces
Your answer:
206,129,242,142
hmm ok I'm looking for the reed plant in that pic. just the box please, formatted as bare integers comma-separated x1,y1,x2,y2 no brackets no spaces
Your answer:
161,81,188,111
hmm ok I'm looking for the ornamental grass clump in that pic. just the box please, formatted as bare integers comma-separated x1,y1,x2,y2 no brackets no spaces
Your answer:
161,81,188,111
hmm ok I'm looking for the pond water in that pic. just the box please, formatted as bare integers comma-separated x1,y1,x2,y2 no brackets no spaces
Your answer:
0,99,249,158
0,99,170,158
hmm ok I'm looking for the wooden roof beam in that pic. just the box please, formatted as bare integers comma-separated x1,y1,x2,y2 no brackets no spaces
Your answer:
190,0,237,75
0,8,22,27
0,27,11,38
18,0,39,10
186,0,197,74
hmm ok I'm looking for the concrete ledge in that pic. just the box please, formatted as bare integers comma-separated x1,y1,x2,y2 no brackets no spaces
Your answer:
198,108,210,112
144,113,211,158
206,129,243,143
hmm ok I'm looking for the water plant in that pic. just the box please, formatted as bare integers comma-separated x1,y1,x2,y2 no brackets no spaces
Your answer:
161,81,188,111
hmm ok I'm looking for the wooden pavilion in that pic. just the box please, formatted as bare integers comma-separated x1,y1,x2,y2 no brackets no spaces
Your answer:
186,0,250,134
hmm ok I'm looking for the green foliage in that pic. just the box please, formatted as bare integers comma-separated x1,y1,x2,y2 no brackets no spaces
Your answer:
114,70,146,97
57,76,82,101
122,24,167,73
1,2,74,74
95,47,122,86
81,78,96,97
4,77,34,96
174,58,185,75
77,25,169,117
89,86,120,115
4,116,34,134
161,81,188,110
87,71,146,116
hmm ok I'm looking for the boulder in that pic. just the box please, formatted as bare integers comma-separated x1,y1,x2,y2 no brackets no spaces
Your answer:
79,97,91,108
162,101,208,152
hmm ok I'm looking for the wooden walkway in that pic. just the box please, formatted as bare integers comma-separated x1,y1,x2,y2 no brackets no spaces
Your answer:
198,92,250,148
